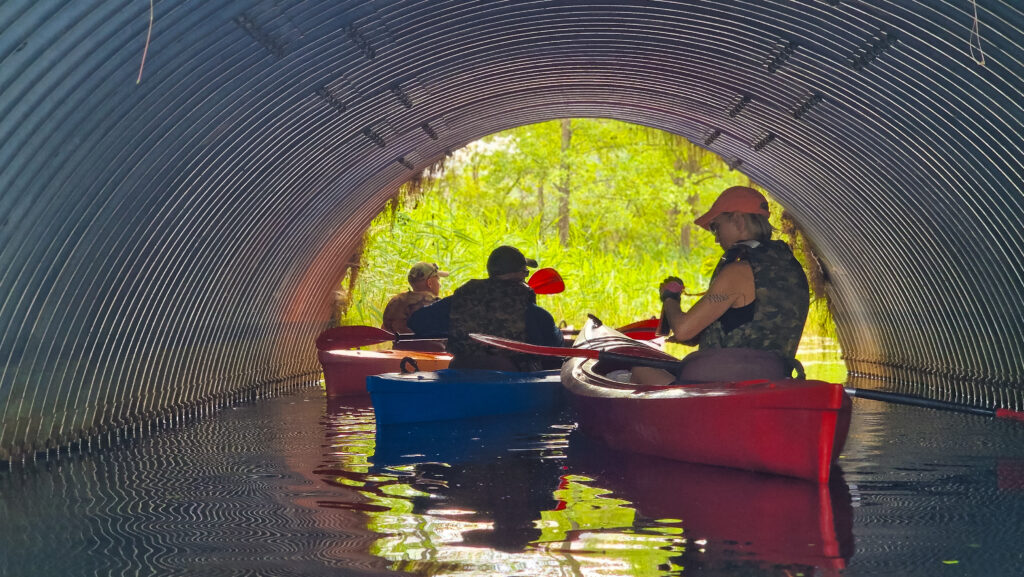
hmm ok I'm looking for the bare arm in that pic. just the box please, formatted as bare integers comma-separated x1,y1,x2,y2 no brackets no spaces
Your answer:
661,262,755,342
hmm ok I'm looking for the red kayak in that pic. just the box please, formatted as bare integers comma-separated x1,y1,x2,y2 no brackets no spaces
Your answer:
561,319,851,483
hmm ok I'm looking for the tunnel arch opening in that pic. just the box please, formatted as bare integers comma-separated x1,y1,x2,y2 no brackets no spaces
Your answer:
3,1,1023,463
330,117,842,380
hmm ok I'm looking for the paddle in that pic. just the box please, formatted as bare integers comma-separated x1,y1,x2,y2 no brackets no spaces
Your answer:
469,333,685,372
616,318,660,341
316,326,446,350
656,281,705,337
615,318,661,332
527,267,565,295
562,318,660,341
316,267,566,350
842,388,1024,421
618,327,658,340
468,333,1024,422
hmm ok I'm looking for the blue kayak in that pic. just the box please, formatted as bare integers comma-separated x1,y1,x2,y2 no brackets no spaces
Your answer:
367,369,563,425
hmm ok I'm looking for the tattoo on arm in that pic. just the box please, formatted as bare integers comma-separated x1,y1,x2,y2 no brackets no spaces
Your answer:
705,292,732,303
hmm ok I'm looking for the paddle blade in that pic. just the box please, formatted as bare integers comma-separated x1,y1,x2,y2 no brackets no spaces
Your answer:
621,327,659,341
996,409,1024,422
469,333,600,360
616,318,660,332
316,326,395,350
563,318,660,340
527,267,565,295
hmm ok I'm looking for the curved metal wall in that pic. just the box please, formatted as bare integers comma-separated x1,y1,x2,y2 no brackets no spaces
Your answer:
1,0,1021,460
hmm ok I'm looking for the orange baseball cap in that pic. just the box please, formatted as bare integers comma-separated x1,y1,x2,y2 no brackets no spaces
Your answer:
694,186,770,230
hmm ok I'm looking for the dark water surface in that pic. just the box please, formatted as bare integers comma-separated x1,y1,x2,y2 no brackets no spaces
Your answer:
2,386,1023,577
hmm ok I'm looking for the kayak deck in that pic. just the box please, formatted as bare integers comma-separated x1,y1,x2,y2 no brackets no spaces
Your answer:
319,348,452,397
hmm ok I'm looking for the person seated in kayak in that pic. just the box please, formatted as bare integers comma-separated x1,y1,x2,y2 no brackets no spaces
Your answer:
407,245,564,371
632,186,810,385
382,261,449,333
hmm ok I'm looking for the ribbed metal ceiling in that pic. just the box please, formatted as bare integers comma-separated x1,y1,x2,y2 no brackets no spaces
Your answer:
1,0,1022,460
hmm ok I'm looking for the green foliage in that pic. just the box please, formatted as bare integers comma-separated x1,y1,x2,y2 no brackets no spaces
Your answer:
342,119,844,380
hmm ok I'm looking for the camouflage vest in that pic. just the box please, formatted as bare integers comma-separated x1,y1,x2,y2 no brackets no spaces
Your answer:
447,278,535,365
698,240,809,359
381,290,438,333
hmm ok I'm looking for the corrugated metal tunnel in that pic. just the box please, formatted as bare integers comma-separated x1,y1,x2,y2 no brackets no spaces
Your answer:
1,0,1022,461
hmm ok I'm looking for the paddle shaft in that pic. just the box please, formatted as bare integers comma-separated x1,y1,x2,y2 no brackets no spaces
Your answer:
470,332,683,371
470,333,1024,423
845,387,1024,421
657,308,670,337
316,325,448,350
596,350,683,372
656,289,706,337
394,332,448,342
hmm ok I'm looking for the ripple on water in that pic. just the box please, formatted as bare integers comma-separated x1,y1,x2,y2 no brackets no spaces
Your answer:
3,387,1024,576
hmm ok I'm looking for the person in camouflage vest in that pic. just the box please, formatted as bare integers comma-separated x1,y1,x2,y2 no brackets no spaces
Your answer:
633,186,810,385
407,246,563,371
381,261,448,334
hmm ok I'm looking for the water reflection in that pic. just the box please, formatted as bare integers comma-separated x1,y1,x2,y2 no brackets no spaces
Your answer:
318,398,854,576
550,440,854,576
6,386,1024,576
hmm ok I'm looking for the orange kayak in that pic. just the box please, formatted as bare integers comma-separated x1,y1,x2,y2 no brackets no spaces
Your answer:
318,348,452,397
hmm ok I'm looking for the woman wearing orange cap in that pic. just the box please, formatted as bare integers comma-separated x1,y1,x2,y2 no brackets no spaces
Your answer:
632,186,810,385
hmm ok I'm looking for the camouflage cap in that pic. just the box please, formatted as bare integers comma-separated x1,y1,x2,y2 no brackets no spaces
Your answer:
407,261,449,284
486,245,538,277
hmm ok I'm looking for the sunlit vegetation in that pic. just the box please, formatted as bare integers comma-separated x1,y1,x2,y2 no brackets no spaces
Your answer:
339,119,845,381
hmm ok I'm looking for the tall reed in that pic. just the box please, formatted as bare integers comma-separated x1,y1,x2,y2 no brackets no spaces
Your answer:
341,120,846,380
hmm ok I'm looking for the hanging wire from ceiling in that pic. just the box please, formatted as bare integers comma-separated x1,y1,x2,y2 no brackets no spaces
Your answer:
137,0,154,83
969,0,986,66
